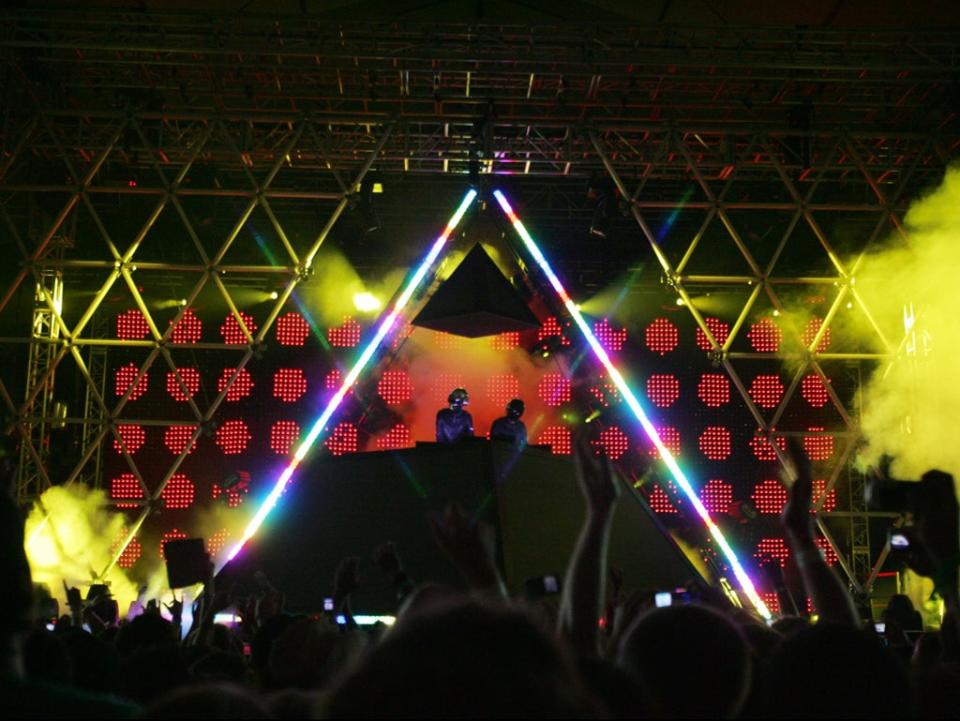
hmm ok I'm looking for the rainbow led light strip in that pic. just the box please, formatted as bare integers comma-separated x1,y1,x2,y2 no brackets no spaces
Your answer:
492,189,771,620
222,189,478,565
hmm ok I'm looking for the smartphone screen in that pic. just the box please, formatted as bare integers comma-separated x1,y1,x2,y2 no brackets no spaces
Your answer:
874,622,886,633
543,575,559,594
889,533,910,550
323,597,335,612
655,592,672,608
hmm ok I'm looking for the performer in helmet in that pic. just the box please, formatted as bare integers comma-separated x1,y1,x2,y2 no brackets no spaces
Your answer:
490,398,527,448
436,388,474,443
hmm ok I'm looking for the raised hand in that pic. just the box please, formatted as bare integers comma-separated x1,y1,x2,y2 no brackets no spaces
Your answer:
334,556,361,600
781,437,815,542
575,434,622,516
430,503,504,595
373,541,403,578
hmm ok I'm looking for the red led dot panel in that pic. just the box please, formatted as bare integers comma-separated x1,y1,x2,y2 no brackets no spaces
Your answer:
593,318,627,352
114,363,148,400
326,422,358,456
747,318,782,352
696,317,731,351
749,434,786,461
160,528,189,559
699,426,732,460
431,373,466,403
749,374,785,409
215,420,252,455
391,322,415,349
170,310,202,344
161,473,195,510
116,309,150,340
647,426,681,459
760,592,782,615
802,316,831,352
491,332,520,350
755,537,791,567
433,331,464,350
166,367,201,402
812,479,838,512
539,316,571,346
697,373,731,407
112,424,146,455
164,425,198,455
815,537,840,566
538,373,571,407
275,312,310,346
645,318,679,356
537,426,572,455
487,374,521,406
273,368,308,403
801,374,830,408
326,369,343,390
218,367,254,402
270,420,301,455
220,312,258,345
110,474,143,508
206,529,230,558
596,426,630,460
377,424,412,450
646,374,680,408
378,370,413,405
113,531,142,569
649,482,679,514
590,374,623,407
328,317,362,348
752,479,788,515
804,427,834,460
211,484,246,508
700,479,734,514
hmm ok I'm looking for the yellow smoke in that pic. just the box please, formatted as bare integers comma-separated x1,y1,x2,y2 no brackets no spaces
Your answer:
856,166,960,481
25,485,146,614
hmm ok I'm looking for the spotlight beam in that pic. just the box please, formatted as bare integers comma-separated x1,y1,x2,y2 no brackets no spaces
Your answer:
222,189,478,566
492,189,771,621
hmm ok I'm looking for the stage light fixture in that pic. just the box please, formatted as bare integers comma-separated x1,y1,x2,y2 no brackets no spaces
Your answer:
492,188,770,620
353,292,381,313
221,189,477,567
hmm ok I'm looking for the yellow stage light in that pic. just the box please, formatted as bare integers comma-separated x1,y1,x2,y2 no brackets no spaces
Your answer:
353,292,381,313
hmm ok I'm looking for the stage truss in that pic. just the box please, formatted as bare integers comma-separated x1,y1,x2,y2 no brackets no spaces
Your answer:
2,8,959,601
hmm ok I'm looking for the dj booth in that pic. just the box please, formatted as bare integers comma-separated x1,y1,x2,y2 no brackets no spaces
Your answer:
220,440,702,613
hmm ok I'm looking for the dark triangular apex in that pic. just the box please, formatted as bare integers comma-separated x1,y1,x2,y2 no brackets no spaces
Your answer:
413,243,541,338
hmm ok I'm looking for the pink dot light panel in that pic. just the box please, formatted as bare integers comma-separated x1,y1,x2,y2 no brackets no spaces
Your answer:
537,426,572,455
749,374,785,410
273,368,308,403
539,317,571,346
646,426,681,459
816,537,840,566
275,312,310,346
215,420,252,455
166,367,201,402
755,537,791,567
596,426,630,460
377,425,412,450
113,531,142,569
206,529,230,557
813,479,838,512
112,424,146,455
752,479,788,515
646,374,680,408
160,529,189,559
328,317,362,348
538,373,571,407
161,474,195,510
487,374,521,407
164,425,198,455
170,310,202,344
111,474,143,508
433,331,464,350
645,318,679,356
749,434,786,462
114,363,148,400
220,312,258,345
747,318,782,352
803,427,834,461
700,479,734,514
218,367,255,402
699,426,732,461
116,309,150,340
211,484,246,508
431,373,466,403
377,370,413,405
270,420,301,455
649,482,679,514
326,423,358,456
593,318,627,352
801,374,830,407
697,373,730,407
802,316,831,352
696,317,731,351
491,332,520,351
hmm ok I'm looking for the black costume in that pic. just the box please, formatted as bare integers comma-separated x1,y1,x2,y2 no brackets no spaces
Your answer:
436,388,474,443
